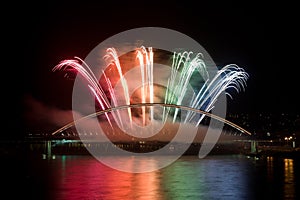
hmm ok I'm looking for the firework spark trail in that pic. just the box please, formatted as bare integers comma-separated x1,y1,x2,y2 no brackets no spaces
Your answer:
171,52,193,122
104,48,133,127
162,51,249,126
163,51,209,123
173,52,209,122
194,64,248,113
53,58,110,108
102,71,124,129
52,58,114,128
136,48,147,125
136,46,154,125
88,85,113,128
188,64,249,126
148,47,154,121
164,51,191,122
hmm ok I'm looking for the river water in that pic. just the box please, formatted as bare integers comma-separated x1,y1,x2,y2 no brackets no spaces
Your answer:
3,154,299,200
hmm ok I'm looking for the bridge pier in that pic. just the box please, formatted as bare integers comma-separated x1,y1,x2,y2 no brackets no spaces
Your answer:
42,140,53,159
250,140,258,154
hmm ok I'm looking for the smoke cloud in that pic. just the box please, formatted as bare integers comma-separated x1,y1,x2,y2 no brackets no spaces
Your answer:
23,95,75,131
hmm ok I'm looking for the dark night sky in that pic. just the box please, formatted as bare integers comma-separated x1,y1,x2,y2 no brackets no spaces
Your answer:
4,1,299,138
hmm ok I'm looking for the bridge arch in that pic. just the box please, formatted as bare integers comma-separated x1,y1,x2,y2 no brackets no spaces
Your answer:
51,103,252,136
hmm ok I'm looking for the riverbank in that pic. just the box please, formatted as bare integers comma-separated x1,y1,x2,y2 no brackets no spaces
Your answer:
245,146,300,158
